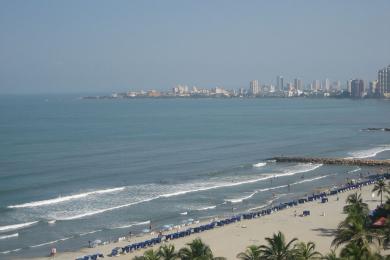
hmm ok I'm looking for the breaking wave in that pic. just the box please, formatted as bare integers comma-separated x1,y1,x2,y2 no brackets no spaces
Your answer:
30,237,72,248
0,248,22,255
8,187,125,209
195,205,217,211
0,233,18,240
348,167,361,174
79,229,103,236
225,191,258,203
111,220,150,230
253,162,267,168
0,221,38,232
346,145,390,159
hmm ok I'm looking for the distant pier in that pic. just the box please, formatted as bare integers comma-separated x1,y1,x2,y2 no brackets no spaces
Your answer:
270,157,390,167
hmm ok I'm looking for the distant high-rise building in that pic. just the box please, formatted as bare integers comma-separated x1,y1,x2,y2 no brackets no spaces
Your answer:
351,79,365,98
312,80,320,91
368,80,378,97
378,65,390,97
347,80,352,94
332,81,341,91
323,78,330,91
293,78,303,91
249,80,260,96
277,76,284,91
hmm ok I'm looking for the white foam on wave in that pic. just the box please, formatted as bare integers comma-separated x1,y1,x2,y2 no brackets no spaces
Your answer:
0,233,19,240
0,248,22,255
225,191,258,203
227,175,331,204
348,167,361,174
277,163,323,177
111,220,151,230
30,237,72,248
0,221,38,232
196,205,217,211
79,229,103,236
8,187,125,209
346,145,390,159
180,212,188,215
55,197,156,220
248,197,279,212
253,162,267,168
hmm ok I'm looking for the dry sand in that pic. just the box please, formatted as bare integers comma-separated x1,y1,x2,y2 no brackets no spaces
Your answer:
28,184,388,260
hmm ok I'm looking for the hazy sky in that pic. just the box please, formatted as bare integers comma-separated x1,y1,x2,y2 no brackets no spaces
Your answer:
1,0,389,94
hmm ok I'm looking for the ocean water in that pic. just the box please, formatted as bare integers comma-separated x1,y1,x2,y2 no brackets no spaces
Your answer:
0,96,389,259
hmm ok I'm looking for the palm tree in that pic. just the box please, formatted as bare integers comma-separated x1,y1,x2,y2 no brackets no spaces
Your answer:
343,193,369,217
178,238,225,260
237,245,262,260
133,249,161,260
258,231,298,260
295,241,322,259
373,180,390,206
338,242,380,260
332,216,382,251
144,249,161,260
158,244,178,260
321,250,340,260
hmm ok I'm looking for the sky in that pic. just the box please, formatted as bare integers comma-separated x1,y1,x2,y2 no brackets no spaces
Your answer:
0,0,389,94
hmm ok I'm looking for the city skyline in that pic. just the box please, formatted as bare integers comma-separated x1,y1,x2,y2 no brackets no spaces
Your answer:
85,62,390,99
0,1,390,94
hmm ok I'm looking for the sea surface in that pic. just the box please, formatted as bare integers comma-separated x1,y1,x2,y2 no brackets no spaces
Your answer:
0,96,389,259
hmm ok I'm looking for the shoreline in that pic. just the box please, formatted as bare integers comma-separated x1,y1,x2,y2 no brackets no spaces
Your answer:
22,175,389,260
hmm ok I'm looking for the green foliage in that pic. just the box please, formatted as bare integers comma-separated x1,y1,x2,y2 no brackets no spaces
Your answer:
343,193,369,217
295,241,322,260
257,231,298,260
133,249,161,260
158,244,178,260
236,245,261,260
321,249,340,260
373,180,390,206
177,238,225,260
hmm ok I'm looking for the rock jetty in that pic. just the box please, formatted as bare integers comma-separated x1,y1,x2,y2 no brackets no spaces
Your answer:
270,156,390,167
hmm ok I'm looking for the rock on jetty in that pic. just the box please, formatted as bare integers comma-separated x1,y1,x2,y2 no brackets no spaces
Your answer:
270,156,390,167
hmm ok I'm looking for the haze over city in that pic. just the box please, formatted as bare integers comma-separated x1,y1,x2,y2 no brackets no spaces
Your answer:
1,0,390,94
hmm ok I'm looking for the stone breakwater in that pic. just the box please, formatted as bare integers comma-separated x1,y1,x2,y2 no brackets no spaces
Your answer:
270,157,390,167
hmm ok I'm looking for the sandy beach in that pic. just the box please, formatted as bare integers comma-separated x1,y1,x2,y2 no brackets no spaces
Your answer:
25,182,389,260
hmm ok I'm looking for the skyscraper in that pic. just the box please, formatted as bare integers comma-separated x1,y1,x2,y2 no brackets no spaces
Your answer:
312,80,320,91
347,80,352,94
249,80,260,96
378,65,390,97
277,76,284,91
293,78,303,91
351,79,365,98
368,80,378,97
323,78,330,91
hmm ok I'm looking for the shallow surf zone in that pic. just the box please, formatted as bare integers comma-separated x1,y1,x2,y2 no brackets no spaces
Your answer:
50,163,323,221
346,144,390,159
225,174,330,204
11,162,322,223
